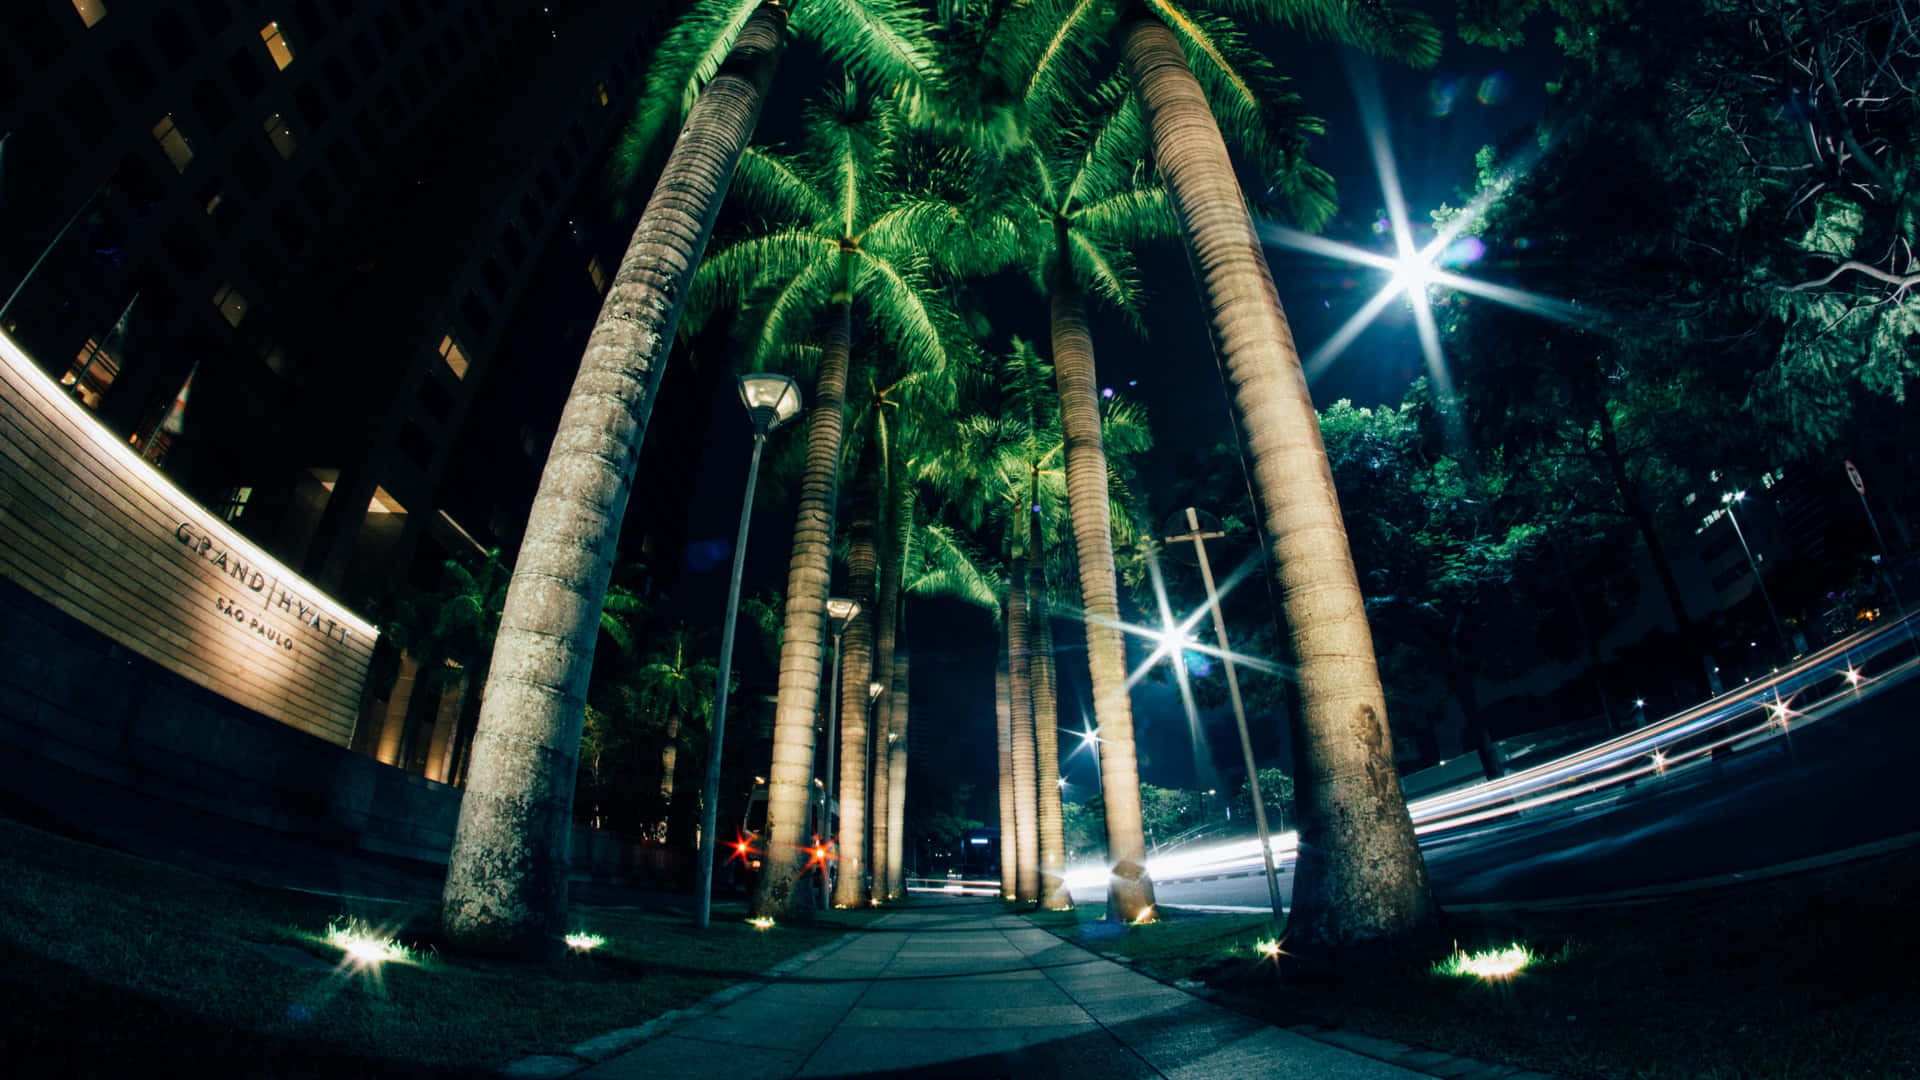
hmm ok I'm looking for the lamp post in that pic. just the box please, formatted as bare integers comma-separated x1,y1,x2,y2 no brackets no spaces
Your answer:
1163,506,1285,922
865,678,883,896
1722,491,1792,661
820,596,860,894
694,373,801,930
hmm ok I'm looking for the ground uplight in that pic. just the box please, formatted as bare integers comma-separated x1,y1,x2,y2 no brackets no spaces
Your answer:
1435,943,1535,980
565,932,606,952
324,920,412,969
749,916,775,930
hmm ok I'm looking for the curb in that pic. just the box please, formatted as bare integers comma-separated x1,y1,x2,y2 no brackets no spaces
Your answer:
497,930,865,1077
1046,928,1569,1080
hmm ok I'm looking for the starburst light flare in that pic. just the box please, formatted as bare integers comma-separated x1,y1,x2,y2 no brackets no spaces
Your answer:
1253,53,1587,438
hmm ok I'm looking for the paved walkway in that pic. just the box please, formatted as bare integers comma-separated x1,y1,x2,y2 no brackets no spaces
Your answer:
566,896,1441,1080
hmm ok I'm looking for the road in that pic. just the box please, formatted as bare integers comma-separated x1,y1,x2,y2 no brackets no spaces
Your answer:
1068,618,1920,911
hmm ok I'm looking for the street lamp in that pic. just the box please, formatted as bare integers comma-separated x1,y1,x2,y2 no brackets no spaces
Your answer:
1721,491,1792,661
820,596,860,880
1163,506,1285,923
694,373,802,930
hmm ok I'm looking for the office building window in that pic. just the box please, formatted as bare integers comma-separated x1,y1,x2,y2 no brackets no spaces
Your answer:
72,0,107,27
596,81,609,107
213,282,248,326
438,333,469,378
203,185,225,215
261,21,295,69
261,343,293,378
61,338,121,409
263,113,297,159
153,115,194,172
221,486,253,522
586,256,605,293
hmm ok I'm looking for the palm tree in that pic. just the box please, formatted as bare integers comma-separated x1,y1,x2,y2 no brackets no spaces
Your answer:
895,515,998,898
1110,0,1444,947
687,84,979,917
632,625,720,840
932,341,1153,907
442,0,941,955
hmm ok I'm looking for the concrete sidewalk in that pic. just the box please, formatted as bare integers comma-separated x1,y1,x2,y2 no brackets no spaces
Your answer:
542,896,1508,1080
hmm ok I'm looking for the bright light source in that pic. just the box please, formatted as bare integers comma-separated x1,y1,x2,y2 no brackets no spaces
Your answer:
1435,943,1534,980
565,933,606,952
324,921,410,969
748,916,775,930
1255,938,1282,959
1131,905,1157,926
1844,665,1863,686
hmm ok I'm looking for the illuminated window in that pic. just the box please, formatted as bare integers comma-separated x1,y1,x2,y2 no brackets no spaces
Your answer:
61,338,121,410
73,0,107,27
203,187,224,215
153,114,194,172
261,343,292,377
260,21,295,69
586,256,605,292
222,486,253,522
367,486,407,515
596,81,609,107
438,333,469,379
213,282,248,326
262,113,296,159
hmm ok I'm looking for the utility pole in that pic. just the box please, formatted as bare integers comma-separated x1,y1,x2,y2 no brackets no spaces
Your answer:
1163,507,1284,921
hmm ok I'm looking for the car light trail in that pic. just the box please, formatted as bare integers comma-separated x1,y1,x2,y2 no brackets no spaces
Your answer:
1071,616,1920,890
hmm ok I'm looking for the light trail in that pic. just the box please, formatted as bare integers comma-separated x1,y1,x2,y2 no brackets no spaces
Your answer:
1066,615,1920,890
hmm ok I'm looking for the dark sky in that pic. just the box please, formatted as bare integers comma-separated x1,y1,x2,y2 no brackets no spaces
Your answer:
667,8,1570,816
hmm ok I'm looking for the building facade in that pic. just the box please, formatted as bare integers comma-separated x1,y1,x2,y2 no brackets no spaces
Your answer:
0,0,700,778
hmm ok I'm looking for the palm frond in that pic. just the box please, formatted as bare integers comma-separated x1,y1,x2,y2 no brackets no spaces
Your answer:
609,0,764,212
1147,0,1338,229
1197,0,1441,67
1066,228,1145,321
853,254,956,379
796,0,942,101
730,146,834,225
908,521,1001,612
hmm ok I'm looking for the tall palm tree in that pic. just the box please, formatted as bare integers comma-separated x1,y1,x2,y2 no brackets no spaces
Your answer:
443,0,943,955
1110,0,1444,947
1028,502,1070,909
688,83,978,917
932,341,1152,907
955,0,1445,940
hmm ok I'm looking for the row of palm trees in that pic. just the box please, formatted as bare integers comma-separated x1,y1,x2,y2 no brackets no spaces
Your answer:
441,0,1445,957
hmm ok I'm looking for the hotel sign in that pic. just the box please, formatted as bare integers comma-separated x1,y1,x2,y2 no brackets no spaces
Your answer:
0,331,374,746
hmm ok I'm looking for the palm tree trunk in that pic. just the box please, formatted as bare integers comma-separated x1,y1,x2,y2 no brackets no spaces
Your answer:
995,619,1017,898
753,298,855,917
1120,9,1436,950
1029,558,1070,910
658,712,682,841
867,452,906,898
442,4,787,956
820,420,877,910
884,642,910,899
1008,557,1041,902
1049,271,1154,921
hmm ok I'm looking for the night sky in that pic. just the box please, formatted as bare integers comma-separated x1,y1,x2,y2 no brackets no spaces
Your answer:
665,7,1570,821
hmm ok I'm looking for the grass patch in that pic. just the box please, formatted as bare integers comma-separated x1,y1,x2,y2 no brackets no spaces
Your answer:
1031,854,1920,1079
1033,901,1278,981
0,817,882,1077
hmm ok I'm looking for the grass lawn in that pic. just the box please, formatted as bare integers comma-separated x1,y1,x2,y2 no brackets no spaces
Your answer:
0,817,881,1077
1032,851,1920,1079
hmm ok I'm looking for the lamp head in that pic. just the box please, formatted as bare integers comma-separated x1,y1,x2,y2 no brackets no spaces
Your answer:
868,680,885,702
1722,490,1746,505
825,596,860,635
739,373,802,435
